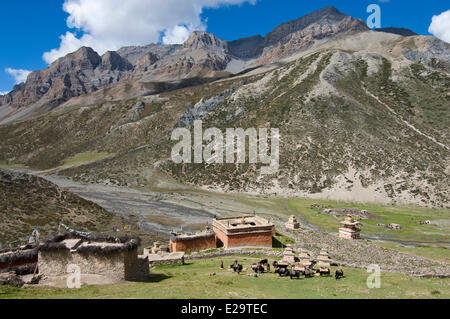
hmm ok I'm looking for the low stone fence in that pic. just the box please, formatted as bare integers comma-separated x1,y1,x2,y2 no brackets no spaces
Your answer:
185,249,283,261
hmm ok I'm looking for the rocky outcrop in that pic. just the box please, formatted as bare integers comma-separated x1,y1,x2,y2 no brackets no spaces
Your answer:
403,37,450,71
180,89,233,126
116,43,180,64
0,47,112,111
134,52,160,72
228,35,264,59
99,51,133,71
183,31,228,51
257,7,368,64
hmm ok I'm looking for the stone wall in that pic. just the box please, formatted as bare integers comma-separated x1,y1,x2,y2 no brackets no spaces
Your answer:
170,235,216,253
137,256,150,278
38,250,73,277
38,248,148,282
213,226,273,248
147,254,185,266
0,250,38,273
185,249,283,260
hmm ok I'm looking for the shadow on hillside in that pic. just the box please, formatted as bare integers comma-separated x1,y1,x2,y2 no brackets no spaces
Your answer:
133,273,172,283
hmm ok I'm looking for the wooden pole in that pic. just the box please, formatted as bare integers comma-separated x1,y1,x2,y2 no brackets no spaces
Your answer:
32,262,38,279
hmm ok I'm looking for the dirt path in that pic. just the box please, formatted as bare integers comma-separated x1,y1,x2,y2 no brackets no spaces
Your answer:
365,88,449,151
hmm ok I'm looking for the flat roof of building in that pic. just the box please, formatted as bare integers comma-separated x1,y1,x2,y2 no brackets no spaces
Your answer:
170,229,215,241
213,216,273,230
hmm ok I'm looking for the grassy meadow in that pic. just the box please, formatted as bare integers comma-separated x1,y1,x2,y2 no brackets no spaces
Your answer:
1,256,448,299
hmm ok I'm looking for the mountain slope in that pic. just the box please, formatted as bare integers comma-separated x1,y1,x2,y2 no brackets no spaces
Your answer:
0,8,448,208
0,169,156,246
0,169,115,244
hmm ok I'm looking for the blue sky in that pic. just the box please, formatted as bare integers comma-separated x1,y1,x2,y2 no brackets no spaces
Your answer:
1,0,449,94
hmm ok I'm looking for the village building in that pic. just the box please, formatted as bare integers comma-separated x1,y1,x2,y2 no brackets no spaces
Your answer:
142,242,185,265
38,234,149,283
285,215,300,230
168,215,275,253
169,229,216,253
144,241,170,256
212,216,274,249
339,215,362,239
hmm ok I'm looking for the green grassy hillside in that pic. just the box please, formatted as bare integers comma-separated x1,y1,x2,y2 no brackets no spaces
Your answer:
0,169,154,247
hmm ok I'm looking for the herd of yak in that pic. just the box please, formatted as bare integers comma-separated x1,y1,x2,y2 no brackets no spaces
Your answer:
228,259,344,280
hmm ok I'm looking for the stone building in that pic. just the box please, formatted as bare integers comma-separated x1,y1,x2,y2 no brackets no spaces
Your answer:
285,215,300,230
316,249,332,267
143,241,170,256
143,241,185,265
281,245,299,264
168,215,275,253
38,233,149,283
339,215,361,239
213,216,274,249
169,229,216,253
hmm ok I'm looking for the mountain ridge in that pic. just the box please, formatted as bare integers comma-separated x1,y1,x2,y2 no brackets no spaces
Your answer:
0,6,372,123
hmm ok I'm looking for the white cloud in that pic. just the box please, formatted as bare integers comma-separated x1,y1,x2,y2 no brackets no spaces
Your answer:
43,0,256,64
162,25,195,45
0,91,9,96
5,68,32,84
429,9,450,43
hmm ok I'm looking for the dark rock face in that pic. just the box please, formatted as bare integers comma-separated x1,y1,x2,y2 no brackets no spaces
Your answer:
228,35,265,59
99,51,134,71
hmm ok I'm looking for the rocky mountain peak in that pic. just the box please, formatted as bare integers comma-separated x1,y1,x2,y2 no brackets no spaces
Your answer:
263,6,367,46
52,46,102,73
100,51,133,71
183,31,228,50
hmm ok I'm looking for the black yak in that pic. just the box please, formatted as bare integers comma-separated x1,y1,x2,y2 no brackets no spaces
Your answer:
317,267,331,276
335,269,344,280
251,263,265,274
